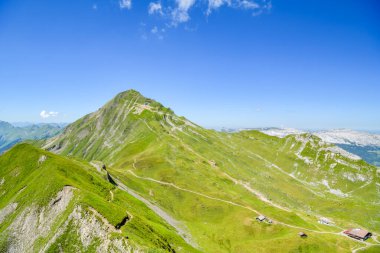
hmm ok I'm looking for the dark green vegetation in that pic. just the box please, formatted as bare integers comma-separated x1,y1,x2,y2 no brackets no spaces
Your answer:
0,121,63,153
34,90,379,252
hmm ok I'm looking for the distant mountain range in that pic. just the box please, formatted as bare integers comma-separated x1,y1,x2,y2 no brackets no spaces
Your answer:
259,128,380,167
0,121,64,153
10,122,68,128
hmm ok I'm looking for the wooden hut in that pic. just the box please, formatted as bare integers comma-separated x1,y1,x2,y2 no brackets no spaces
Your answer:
256,215,266,222
344,228,372,241
298,232,307,238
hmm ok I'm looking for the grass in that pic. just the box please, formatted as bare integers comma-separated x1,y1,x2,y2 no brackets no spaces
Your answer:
0,144,198,252
32,90,380,252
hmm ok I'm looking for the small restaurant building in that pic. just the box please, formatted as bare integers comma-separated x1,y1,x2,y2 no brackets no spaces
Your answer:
344,228,372,241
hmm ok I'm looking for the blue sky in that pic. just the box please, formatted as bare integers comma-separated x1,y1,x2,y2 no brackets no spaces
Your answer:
0,0,379,130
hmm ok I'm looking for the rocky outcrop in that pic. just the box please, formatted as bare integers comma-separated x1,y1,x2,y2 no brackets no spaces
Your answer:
0,203,18,224
6,187,74,253
1,186,140,253
42,205,137,253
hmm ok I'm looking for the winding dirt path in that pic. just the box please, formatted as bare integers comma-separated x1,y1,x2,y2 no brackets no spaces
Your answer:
127,170,262,215
247,151,325,197
112,176,199,249
124,169,380,251
221,171,291,212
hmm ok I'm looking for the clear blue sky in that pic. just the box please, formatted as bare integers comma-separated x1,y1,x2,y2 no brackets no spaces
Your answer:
0,0,379,130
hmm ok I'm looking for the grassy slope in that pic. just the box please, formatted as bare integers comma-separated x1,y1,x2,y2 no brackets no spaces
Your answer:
107,124,376,252
229,131,380,231
41,90,380,252
0,144,198,252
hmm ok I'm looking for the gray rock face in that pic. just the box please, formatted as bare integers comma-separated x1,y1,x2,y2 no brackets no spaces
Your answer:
2,186,139,253
7,187,74,253
0,203,18,224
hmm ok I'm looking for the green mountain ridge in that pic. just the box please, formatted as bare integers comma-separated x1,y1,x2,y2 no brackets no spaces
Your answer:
0,144,198,252
1,89,380,252
0,121,63,154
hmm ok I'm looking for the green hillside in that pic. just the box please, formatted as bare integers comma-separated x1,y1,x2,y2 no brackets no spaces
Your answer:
0,144,198,252
39,90,380,252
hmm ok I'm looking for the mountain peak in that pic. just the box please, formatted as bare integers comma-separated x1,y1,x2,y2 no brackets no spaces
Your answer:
43,89,176,159
102,89,173,116
0,120,14,130
115,89,143,99
106,89,144,107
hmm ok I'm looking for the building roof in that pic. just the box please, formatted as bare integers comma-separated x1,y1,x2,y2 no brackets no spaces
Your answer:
345,228,370,238
319,217,331,223
257,215,266,220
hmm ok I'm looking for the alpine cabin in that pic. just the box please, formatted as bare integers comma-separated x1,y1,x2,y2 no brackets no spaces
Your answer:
344,228,372,241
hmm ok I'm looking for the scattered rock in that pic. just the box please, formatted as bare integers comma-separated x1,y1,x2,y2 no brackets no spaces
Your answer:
38,155,47,165
0,203,18,224
209,160,217,167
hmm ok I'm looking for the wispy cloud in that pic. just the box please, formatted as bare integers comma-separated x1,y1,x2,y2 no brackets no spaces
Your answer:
207,0,230,15
239,0,260,9
137,0,271,40
148,2,163,15
40,110,59,119
119,0,132,10
171,0,197,25
147,0,271,25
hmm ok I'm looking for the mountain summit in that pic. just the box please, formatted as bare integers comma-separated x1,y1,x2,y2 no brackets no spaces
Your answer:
37,89,380,252
43,90,176,161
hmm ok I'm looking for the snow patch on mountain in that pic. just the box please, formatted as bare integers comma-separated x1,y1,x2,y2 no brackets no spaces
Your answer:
260,128,380,147
314,129,380,146
260,128,306,138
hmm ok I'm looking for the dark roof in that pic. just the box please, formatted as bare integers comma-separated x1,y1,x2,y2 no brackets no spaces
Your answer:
257,215,266,221
344,228,371,239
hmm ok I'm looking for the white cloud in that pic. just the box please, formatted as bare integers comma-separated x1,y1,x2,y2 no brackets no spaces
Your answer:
148,2,163,15
209,0,227,9
207,0,230,14
40,110,59,119
238,0,259,9
119,0,132,9
171,0,196,24
177,0,196,10
207,0,267,15
126,0,271,26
